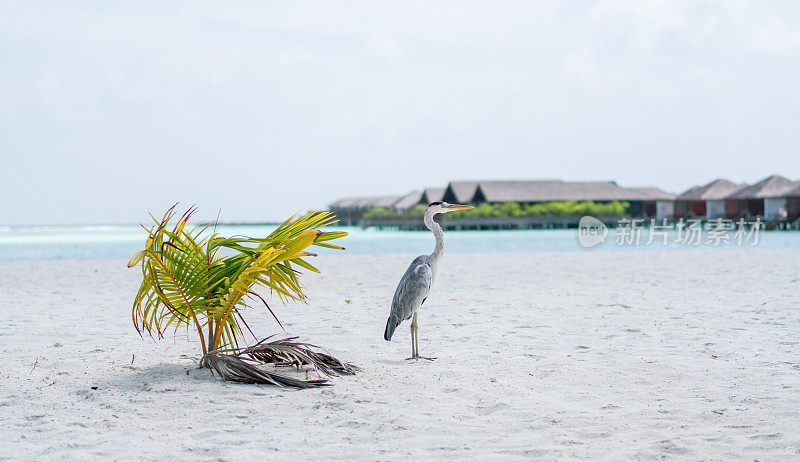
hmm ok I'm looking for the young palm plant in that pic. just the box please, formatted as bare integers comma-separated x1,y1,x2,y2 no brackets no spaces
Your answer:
128,205,355,388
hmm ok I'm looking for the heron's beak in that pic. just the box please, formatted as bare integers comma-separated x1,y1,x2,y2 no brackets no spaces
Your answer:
446,204,473,210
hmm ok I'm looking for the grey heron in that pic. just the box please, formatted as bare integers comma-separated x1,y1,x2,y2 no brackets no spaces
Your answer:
383,201,473,360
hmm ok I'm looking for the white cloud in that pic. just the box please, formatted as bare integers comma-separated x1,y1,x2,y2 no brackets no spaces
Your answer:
749,20,800,56
589,0,690,51
1,1,799,224
562,50,626,90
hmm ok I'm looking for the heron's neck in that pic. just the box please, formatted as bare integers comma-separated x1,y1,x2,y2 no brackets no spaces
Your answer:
424,210,445,263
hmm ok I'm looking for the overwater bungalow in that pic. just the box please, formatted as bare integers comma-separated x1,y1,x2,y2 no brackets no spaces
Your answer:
442,181,480,204
329,195,403,225
419,187,445,204
786,185,800,219
674,179,746,219
726,174,799,218
329,175,800,229
393,190,423,210
609,187,676,219
469,180,676,219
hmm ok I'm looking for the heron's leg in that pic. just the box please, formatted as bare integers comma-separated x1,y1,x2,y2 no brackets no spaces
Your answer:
410,319,416,358
411,312,436,361
414,327,418,358
406,312,419,360
412,312,419,358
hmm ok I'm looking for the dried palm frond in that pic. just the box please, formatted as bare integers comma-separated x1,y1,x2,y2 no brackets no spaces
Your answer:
204,352,329,388
239,336,359,376
204,336,358,388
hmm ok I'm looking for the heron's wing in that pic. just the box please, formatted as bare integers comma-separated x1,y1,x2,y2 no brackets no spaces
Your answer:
390,256,432,323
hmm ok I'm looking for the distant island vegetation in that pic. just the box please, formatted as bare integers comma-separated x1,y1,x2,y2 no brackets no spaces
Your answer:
363,200,630,219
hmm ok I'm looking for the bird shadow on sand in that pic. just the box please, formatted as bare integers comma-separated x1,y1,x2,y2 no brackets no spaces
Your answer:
375,359,408,366
375,358,438,366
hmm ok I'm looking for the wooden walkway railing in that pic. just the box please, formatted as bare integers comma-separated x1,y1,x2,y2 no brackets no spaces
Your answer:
358,216,799,231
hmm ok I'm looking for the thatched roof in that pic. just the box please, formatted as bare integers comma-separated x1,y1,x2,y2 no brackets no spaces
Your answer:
727,175,799,199
329,195,402,210
393,190,423,209
622,187,677,201
677,179,747,201
473,180,675,203
443,181,479,203
419,187,445,204
787,183,800,197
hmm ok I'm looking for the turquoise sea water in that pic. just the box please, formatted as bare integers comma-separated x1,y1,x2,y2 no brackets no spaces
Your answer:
2,224,800,262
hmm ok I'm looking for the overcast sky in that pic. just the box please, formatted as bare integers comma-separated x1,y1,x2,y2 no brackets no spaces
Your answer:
2,1,799,225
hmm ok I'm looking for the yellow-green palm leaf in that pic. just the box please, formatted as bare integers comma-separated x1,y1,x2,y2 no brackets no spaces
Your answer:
129,205,346,357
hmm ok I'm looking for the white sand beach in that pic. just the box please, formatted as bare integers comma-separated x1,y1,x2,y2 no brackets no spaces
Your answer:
2,249,800,460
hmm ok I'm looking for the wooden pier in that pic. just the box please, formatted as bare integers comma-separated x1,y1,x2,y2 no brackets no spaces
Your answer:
358,216,800,231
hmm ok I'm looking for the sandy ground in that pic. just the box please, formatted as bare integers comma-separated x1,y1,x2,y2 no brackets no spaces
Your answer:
1,249,800,460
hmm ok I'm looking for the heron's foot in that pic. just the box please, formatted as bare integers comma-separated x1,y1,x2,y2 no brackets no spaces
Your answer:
405,355,436,361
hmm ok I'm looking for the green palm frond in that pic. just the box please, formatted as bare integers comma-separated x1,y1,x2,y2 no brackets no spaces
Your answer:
128,205,347,360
